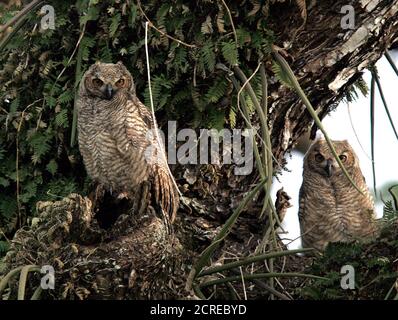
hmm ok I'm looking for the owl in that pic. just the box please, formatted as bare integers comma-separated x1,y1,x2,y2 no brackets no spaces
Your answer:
298,139,377,251
77,61,179,223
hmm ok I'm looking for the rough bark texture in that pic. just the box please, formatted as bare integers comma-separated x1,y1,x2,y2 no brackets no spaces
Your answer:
267,0,398,165
2,0,398,300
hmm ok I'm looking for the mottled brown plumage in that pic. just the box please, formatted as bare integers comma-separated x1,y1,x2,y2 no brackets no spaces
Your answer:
298,139,377,251
77,61,179,223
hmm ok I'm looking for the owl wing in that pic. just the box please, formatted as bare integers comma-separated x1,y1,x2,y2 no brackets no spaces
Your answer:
124,96,179,223
152,162,179,223
298,185,306,225
134,97,155,129
298,184,309,247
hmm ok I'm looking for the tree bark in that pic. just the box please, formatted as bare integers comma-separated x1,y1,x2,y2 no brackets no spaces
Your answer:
267,0,398,165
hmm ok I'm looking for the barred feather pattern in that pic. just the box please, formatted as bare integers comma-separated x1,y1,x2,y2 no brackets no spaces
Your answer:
298,140,378,251
77,62,179,223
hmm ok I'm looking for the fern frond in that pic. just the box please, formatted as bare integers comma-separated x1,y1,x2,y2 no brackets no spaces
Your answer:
271,61,293,88
221,40,238,66
55,109,68,128
200,41,216,73
109,13,121,38
205,76,229,103
229,105,237,128
58,90,74,104
46,159,58,176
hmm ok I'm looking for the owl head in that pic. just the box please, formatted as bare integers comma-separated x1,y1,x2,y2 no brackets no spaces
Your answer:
303,139,358,178
81,61,135,100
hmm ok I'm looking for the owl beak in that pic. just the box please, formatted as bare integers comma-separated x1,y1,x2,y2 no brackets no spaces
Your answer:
104,84,114,100
325,159,333,177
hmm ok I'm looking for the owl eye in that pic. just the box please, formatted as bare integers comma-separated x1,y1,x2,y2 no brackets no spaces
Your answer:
339,154,348,162
93,78,103,87
116,78,125,87
315,153,324,162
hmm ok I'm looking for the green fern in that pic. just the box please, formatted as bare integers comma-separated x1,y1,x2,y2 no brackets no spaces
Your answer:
205,76,229,103
144,74,173,110
383,200,397,221
354,76,369,97
0,241,9,256
80,37,96,62
28,132,52,164
156,3,171,31
0,0,303,246
55,109,68,128
46,159,58,176
229,105,237,128
221,40,238,66
109,13,121,38
79,5,99,25
0,195,17,220
9,97,19,113
207,108,225,131
58,90,74,104
200,41,216,73
19,180,38,203
271,61,293,88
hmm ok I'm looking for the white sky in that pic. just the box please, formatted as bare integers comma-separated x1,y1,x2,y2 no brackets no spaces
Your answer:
272,51,398,249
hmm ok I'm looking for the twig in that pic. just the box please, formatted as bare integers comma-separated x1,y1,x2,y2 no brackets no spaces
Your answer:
0,0,42,34
239,267,247,300
137,0,196,48
236,63,261,118
0,229,10,243
15,98,43,228
54,26,86,85
199,248,313,277
272,47,364,195
220,0,238,49
373,72,398,141
232,269,291,300
219,63,281,168
347,102,372,160
370,72,377,194
144,21,181,198
199,272,327,288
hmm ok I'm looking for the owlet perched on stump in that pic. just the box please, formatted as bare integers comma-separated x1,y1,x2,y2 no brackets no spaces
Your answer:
77,61,179,223
298,139,378,251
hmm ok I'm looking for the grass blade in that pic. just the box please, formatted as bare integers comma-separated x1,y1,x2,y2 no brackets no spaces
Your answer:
373,73,398,141
17,265,40,300
199,272,328,288
0,266,23,299
70,35,84,147
187,179,268,290
370,73,377,194
199,248,313,277
30,286,43,300
385,51,398,78
389,185,398,211
272,48,364,195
